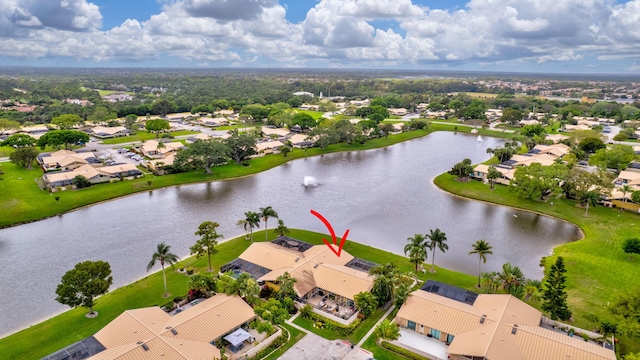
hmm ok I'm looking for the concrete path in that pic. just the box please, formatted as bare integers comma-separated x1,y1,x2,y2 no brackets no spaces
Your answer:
356,304,395,347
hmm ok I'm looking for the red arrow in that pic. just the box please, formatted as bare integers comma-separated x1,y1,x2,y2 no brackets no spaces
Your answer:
310,210,349,257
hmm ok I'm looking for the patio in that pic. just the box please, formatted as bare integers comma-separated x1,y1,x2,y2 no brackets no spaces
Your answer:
222,328,267,360
392,328,449,360
307,293,357,322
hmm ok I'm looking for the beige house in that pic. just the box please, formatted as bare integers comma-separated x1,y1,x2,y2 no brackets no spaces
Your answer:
255,140,285,155
43,163,142,190
91,126,129,139
471,164,514,185
545,134,569,143
261,126,290,138
531,143,571,158
38,150,98,172
88,294,256,360
141,140,184,158
396,285,616,360
223,238,374,323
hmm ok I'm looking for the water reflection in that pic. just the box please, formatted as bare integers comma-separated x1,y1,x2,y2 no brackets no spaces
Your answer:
0,132,580,337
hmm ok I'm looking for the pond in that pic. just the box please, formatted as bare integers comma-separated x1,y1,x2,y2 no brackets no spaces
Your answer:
0,131,581,337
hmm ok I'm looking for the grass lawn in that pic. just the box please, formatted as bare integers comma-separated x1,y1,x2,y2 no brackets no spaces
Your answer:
0,228,476,360
97,90,134,96
0,126,475,228
293,316,341,340
434,173,640,355
295,109,324,119
263,323,306,360
99,130,198,144
362,335,412,360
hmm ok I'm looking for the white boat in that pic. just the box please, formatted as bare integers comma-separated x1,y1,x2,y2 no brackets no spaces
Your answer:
477,135,483,142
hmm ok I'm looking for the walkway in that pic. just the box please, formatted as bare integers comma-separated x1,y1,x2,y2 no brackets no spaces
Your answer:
356,304,395,347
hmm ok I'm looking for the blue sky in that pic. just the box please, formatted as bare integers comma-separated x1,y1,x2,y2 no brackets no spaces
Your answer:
1,0,640,73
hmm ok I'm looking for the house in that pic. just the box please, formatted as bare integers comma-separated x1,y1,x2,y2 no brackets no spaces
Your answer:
214,109,235,117
185,133,211,143
221,237,375,324
199,117,229,127
562,124,593,132
388,108,408,116
43,164,111,189
396,281,616,360
530,143,571,158
518,119,540,126
141,140,184,158
91,126,129,139
87,294,256,360
99,164,143,180
545,134,569,143
255,140,285,155
261,126,290,139
471,164,514,185
38,150,100,172
293,91,314,98
289,134,314,148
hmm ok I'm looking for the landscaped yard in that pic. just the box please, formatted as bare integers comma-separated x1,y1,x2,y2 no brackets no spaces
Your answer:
434,173,640,354
263,323,306,360
0,228,476,360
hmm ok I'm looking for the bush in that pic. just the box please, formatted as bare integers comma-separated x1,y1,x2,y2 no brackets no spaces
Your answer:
302,309,361,337
259,285,273,299
173,296,183,303
186,267,194,275
380,341,430,360
248,328,287,360
300,304,313,319
162,301,176,312
256,320,275,335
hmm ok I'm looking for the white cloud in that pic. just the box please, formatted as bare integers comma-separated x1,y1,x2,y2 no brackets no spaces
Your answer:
3,0,640,70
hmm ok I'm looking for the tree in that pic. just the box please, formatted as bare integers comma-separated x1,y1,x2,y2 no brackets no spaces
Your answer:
72,175,91,189
609,290,640,337
542,257,572,321
500,108,524,124
37,130,89,150
243,211,260,241
469,240,493,288
393,281,412,309
449,158,474,179
578,137,606,154
145,119,171,138
259,206,279,242
580,191,599,216
374,319,400,341
622,238,640,260
188,272,217,297
520,124,545,138
632,191,640,204
589,145,637,172
614,133,629,142
9,147,39,169
274,219,290,237
2,134,36,148
152,99,175,116
291,112,316,130
173,139,231,174
225,130,257,163
404,234,428,272
369,263,400,303
511,163,568,200
146,242,181,297
55,260,113,316
218,271,261,305
487,166,501,190
254,298,290,325
191,221,223,272
0,118,20,133
51,114,82,130
354,291,378,318
498,263,526,298
378,123,395,139
124,114,138,130
427,228,448,273
280,145,292,157
275,272,297,300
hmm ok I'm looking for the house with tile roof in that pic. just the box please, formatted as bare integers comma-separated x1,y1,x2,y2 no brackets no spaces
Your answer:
396,281,616,360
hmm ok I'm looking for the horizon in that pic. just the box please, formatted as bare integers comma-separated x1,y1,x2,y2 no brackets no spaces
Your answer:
1,1,640,73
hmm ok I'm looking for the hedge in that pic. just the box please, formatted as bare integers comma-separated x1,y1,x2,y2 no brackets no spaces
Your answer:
380,341,431,360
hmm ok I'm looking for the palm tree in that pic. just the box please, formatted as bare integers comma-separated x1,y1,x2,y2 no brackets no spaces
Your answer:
243,211,260,241
497,263,525,297
427,228,448,273
404,234,428,272
259,206,279,241
581,191,599,216
524,279,542,302
374,319,400,342
369,263,400,303
621,184,632,211
274,219,290,237
236,219,249,239
469,240,493,288
147,242,180,297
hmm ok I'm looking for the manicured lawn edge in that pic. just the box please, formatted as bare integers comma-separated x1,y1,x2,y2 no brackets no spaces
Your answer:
0,124,508,229
434,172,640,355
262,323,306,360
0,228,476,360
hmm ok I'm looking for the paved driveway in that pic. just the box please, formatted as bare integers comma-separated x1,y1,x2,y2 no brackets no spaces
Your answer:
279,332,373,360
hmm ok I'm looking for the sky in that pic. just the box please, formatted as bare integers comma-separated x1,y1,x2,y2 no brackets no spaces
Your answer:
2,0,640,73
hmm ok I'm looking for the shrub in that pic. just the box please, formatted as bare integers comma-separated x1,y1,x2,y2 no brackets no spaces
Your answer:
300,304,313,318
302,309,361,336
380,341,430,360
256,320,275,335
248,328,287,360
173,296,183,303
186,267,194,275
162,301,176,312
259,285,273,299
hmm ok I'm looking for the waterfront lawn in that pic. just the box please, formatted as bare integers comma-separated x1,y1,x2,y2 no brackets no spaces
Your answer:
434,172,640,354
0,229,476,360
263,323,306,360
100,130,198,144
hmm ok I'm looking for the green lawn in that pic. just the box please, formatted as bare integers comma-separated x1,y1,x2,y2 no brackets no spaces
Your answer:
295,109,324,119
0,126,469,228
263,323,306,360
100,130,198,144
0,228,476,360
98,90,134,96
434,173,640,355
362,335,412,360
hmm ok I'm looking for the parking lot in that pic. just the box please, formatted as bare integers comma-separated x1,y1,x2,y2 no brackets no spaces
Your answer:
96,147,145,166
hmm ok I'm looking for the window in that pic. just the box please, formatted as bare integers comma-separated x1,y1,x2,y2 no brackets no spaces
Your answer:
447,334,454,344
430,328,441,339
407,320,416,330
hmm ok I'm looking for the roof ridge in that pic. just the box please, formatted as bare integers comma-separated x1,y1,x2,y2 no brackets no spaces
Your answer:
511,324,610,356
